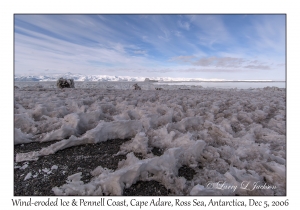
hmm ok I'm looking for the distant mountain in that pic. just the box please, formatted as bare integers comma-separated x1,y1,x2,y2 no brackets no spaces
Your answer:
14,73,146,82
14,73,275,82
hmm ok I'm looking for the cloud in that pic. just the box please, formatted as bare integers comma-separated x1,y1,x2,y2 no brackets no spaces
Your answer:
184,68,244,73
14,28,153,75
111,43,125,53
133,50,147,55
170,55,196,63
147,68,173,73
170,55,276,71
249,60,260,64
172,56,245,68
243,65,270,70
248,15,285,53
187,15,231,48
157,28,171,42
174,31,182,37
149,67,254,74
158,35,169,41
14,15,285,80
178,20,190,30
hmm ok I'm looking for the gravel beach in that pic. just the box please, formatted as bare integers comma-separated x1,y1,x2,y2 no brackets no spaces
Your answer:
14,139,197,196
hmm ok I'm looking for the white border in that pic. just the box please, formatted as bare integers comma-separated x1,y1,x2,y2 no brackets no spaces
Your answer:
3,0,297,209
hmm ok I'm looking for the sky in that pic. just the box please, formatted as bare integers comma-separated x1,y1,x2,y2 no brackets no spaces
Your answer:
14,14,286,80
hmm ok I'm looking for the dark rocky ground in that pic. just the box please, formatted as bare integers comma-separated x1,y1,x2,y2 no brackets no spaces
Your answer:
14,139,196,196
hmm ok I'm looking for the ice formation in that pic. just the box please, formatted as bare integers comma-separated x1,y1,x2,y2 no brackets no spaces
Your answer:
14,82,286,195
24,172,32,181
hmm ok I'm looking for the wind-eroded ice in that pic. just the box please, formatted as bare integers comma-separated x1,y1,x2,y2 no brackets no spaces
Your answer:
14,84,286,195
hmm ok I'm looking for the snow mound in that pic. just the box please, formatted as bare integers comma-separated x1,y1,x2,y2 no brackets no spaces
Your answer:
14,128,33,145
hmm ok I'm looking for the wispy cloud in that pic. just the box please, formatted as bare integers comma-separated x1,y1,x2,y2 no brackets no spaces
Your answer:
14,14,285,80
188,15,231,49
244,65,270,70
178,20,190,30
184,68,246,73
192,57,245,68
241,15,285,55
170,55,196,63
133,50,147,55
170,55,275,71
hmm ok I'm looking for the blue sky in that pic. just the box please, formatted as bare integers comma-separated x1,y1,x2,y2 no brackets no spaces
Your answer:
14,14,286,80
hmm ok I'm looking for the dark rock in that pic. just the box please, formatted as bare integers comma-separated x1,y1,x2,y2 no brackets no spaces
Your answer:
178,165,196,181
56,77,75,89
151,147,164,156
123,180,169,196
14,139,129,196
133,83,141,90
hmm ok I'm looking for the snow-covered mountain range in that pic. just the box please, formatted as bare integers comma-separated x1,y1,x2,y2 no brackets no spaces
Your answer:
14,72,145,82
14,72,274,82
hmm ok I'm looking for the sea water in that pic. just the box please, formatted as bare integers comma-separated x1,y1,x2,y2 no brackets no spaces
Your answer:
155,81,286,89
14,81,286,90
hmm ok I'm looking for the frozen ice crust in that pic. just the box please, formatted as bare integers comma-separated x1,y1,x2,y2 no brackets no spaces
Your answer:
14,85,286,195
